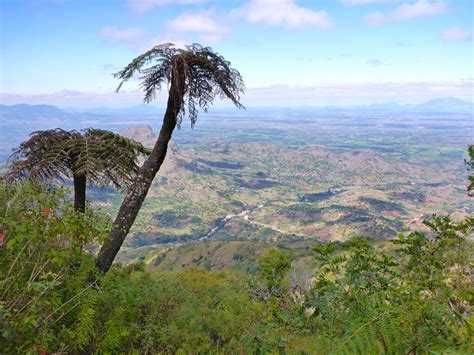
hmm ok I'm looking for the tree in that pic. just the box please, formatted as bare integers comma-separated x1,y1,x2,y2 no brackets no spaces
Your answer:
6,128,150,212
258,249,292,291
95,43,244,273
466,144,473,195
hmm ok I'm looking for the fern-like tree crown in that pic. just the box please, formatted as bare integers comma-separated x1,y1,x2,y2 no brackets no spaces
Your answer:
114,43,245,127
7,128,150,190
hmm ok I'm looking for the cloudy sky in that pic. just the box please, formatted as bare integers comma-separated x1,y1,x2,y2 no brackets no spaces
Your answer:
0,0,472,107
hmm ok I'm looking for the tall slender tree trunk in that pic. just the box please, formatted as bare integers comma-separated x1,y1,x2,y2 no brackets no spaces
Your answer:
73,172,86,213
95,86,181,273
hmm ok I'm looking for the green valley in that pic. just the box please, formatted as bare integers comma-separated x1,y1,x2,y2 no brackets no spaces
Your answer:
96,112,472,268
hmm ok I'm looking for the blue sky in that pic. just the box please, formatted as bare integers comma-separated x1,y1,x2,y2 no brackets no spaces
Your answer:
0,0,472,107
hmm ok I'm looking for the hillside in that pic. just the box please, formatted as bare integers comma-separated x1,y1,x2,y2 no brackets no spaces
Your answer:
94,121,473,266
2,180,472,353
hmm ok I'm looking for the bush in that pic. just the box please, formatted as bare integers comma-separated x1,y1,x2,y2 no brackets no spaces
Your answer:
302,216,474,353
0,181,110,352
88,268,266,353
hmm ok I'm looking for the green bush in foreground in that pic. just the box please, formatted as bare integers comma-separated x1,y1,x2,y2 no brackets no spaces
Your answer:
87,268,265,353
1,180,473,353
299,216,474,353
0,180,111,352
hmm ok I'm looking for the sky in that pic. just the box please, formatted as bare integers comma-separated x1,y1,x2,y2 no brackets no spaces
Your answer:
0,0,473,108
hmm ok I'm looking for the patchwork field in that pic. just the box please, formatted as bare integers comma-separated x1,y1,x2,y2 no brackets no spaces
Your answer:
84,108,472,266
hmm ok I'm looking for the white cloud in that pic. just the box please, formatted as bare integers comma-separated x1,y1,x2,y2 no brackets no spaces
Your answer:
101,27,145,42
167,12,229,43
234,0,333,29
100,12,228,51
100,26,189,52
341,0,400,5
168,13,220,33
392,0,446,19
441,26,472,42
366,59,384,67
365,0,447,27
127,0,208,13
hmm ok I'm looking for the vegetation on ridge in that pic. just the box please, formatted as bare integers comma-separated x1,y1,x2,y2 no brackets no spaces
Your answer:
0,179,472,353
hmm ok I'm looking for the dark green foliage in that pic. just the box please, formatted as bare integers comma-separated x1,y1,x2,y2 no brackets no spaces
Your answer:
281,204,323,224
303,217,474,353
153,210,202,228
7,128,150,190
258,249,292,291
300,190,337,202
359,196,406,213
90,268,264,353
0,181,110,352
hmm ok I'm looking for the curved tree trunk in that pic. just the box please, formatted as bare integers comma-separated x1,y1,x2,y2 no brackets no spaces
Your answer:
73,172,86,213
95,88,181,273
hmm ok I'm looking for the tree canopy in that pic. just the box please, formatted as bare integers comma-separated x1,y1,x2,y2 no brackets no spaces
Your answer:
7,128,150,190
114,43,245,127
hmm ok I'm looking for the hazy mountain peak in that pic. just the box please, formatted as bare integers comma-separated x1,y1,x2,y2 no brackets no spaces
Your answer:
121,125,156,143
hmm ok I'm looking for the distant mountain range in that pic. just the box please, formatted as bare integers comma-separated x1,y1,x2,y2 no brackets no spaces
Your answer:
415,97,474,113
331,97,473,113
336,97,474,113
0,103,164,123
67,104,162,116
0,98,472,122
0,104,97,122
0,104,76,121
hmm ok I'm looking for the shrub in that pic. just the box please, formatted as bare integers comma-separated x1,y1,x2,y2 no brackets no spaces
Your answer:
88,268,266,353
302,216,474,353
0,180,110,352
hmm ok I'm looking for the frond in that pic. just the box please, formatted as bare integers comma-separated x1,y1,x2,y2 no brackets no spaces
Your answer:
178,43,245,127
69,289,98,351
6,129,77,182
115,42,245,128
114,43,175,94
6,128,150,191
79,129,151,189
331,310,416,354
